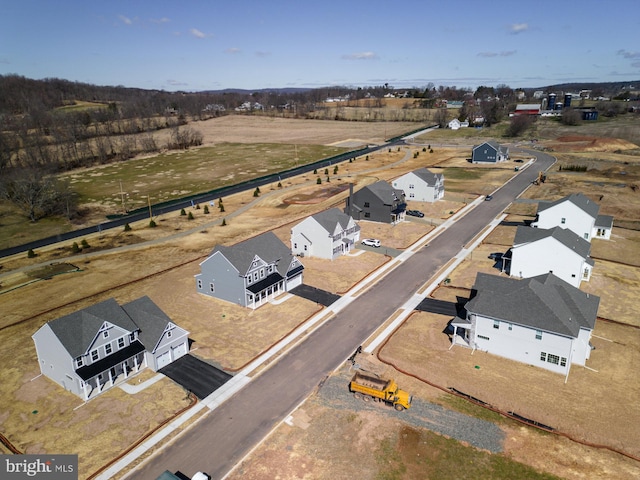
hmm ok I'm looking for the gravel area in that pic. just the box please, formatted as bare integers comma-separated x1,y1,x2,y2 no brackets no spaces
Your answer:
316,366,505,454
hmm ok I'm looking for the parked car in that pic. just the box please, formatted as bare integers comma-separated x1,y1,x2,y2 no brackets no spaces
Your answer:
362,238,381,248
406,210,425,218
485,195,493,201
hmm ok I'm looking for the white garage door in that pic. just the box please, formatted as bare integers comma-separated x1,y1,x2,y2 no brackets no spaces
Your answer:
156,351,171,369
172,342,187,359
287,274,303,290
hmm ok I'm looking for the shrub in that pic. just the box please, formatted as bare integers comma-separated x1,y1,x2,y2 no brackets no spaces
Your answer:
149,219,157,228
124,223,132,231
195,203,200,209
81,239,90,249
27,249,37,258
187,211,194,220
333,166,338,174
221,218,227,226
423,147,426,152
204,205,210,214
180,208,186,216
277,182,282,188
72,242,81,253
313,168,317,174
253,188,260,197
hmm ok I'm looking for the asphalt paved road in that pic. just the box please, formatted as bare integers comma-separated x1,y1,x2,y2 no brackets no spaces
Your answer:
133,150,555,480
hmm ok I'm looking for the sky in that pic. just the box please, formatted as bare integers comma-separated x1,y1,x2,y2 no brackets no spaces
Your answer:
1,0,639,92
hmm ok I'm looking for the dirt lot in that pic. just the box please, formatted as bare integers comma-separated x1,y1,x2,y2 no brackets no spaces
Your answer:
1,119,640,479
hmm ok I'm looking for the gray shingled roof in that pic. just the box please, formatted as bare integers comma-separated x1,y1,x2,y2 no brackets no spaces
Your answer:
46,298,139,358
122,296,182,354
212,231,296,277
472,140,507,154
595,214,613,229
364,180,405,204
465,272,599,337
412,167,442,185
537,193,600,219
311,208,360,234
513,226,591,259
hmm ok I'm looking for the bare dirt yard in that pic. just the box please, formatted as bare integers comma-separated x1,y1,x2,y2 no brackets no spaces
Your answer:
1,118,640,479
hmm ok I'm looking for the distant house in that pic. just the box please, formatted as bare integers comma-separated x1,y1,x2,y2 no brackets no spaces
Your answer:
451,272,599,377
195,231,304,309
344,181,406,224
513,104,541,115
291,208,360,260
32,297,189,400
448,119,461,130
503,226,593,288
471,141,509,163
531,193,612,241
392,168,444,203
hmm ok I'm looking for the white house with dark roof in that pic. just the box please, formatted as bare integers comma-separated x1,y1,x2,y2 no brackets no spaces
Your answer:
503,226,593,288
195,231,304,309
392,168,445,203
32,296,189,400
531,193,612,241
451,273,599,378
290,208,360,260
471,141,509,163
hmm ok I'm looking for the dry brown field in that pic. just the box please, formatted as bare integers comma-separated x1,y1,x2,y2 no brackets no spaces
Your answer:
1,116,639,479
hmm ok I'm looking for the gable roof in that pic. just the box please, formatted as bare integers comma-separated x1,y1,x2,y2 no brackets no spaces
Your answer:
466,272,599,337
212,231,295,277
310,208,359,234
513,226,591,259
122,296,183,353
595,214,613,229
362,180,405,204
411,167,442,185
473,140,501,151
537,193,600,219
46,298,139,358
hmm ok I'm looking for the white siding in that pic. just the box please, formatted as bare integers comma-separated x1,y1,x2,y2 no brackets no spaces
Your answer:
535,203,595,240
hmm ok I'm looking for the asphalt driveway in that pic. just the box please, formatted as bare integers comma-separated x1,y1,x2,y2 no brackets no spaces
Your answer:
290,284,341,306
160,354,232,400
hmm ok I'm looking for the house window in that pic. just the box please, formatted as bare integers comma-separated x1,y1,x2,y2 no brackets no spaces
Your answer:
540,352,547,362
304,245,308,251
535,330,543,340
364,202,370,208
167,330,172,338
105,343,112,355
254,272,258,281
293,243,297,249
118,338,125,349
547,353,560,365
409,184,414,189
364,212,370,218
478,335,490,341
560,357,567,367
409,193,415,198
493,320,500,329
269,265,274,273
561,218,566,224
584,233,589,240
129,332,136,342
103,330,109,339
91,349,99,361
210,283,215,293
197,279,202,289
76,357,84,368
260,269,265,278
508,323,513,331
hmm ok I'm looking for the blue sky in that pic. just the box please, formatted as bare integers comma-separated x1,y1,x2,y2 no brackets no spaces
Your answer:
1,0,639,92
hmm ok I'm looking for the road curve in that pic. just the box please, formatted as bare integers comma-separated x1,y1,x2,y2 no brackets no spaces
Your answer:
132,149,556,480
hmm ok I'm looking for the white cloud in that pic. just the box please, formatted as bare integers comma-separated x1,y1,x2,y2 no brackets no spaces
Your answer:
118,15,132,25
478,51,516,57
190,28,207,39
151,17,170,24
509,23,529,34
342,52,378,60
617,49,640,59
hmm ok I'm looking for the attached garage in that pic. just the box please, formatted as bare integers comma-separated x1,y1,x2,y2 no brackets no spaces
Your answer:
172,342,188,359
155,351,172,370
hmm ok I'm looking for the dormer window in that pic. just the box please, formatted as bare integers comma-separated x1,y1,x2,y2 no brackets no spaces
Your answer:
103,330,109,338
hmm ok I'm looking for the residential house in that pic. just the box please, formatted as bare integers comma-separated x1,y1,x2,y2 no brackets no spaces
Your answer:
451,272,599,377
471,141,509,163
32,296,189,400
503,226,593,288
344,181,406,224
531,193,612,241
195,231,304,309
392,168,444,203
290,208,360,260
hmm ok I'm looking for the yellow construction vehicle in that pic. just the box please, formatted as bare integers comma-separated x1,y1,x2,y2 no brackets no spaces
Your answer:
349,372,412,411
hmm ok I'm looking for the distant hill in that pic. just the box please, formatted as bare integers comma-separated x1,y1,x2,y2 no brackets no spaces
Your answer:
532,80,640,95
199,87,313,95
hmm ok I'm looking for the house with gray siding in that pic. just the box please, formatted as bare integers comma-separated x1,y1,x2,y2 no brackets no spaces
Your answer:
503,226,594,288
451,272,599,378
195,231,304,309
392,168,444,203
291,208,360,259
32,296,189,400
344,181,406,224
471,141,509,163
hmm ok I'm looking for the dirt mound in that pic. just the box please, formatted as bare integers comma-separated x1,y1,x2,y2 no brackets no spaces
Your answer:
550,135,637,152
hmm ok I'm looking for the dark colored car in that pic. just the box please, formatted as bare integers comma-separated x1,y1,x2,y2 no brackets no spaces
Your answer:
485,195,493,201
406,210,425,218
